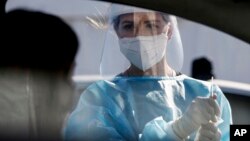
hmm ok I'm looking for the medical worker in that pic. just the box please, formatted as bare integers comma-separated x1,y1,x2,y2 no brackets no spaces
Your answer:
64,3,232,141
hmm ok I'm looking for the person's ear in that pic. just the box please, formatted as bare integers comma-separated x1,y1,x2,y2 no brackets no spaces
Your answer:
166,22,173,40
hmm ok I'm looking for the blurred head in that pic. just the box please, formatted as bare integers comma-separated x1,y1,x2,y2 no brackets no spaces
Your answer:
192,57,214,80
0,10,79,140
0,9,78,74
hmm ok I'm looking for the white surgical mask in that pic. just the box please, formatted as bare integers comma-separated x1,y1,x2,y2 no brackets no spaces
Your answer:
119,33,168,71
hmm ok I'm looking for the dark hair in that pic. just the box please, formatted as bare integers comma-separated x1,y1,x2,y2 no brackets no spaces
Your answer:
0,10,78,72
113,15,121,30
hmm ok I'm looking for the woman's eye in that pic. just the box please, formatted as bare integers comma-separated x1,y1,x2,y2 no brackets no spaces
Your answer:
122,24,134,31
146,23,159,29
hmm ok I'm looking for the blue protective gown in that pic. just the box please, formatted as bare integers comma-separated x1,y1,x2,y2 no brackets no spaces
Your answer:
64,74,232,141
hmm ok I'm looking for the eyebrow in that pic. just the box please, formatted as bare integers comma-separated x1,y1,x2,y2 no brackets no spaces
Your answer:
121,21,133,25
121,20,161,24
144,20,161,23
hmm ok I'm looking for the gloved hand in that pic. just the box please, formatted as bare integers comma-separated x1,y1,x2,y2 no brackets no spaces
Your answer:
172,97,220,139
195,122,221,141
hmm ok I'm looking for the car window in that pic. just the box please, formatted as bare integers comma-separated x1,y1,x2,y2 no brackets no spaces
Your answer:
4,0,250,126
6,0,250,84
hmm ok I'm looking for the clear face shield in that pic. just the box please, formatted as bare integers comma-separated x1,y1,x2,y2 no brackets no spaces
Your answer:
100,3,183,78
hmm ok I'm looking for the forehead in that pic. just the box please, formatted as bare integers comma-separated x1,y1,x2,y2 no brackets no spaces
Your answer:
119,12,165,22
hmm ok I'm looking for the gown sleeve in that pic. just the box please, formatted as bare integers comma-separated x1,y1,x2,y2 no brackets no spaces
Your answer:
216,85,233,141
139,117,183,141
141,84,232,141
63,82,135,141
